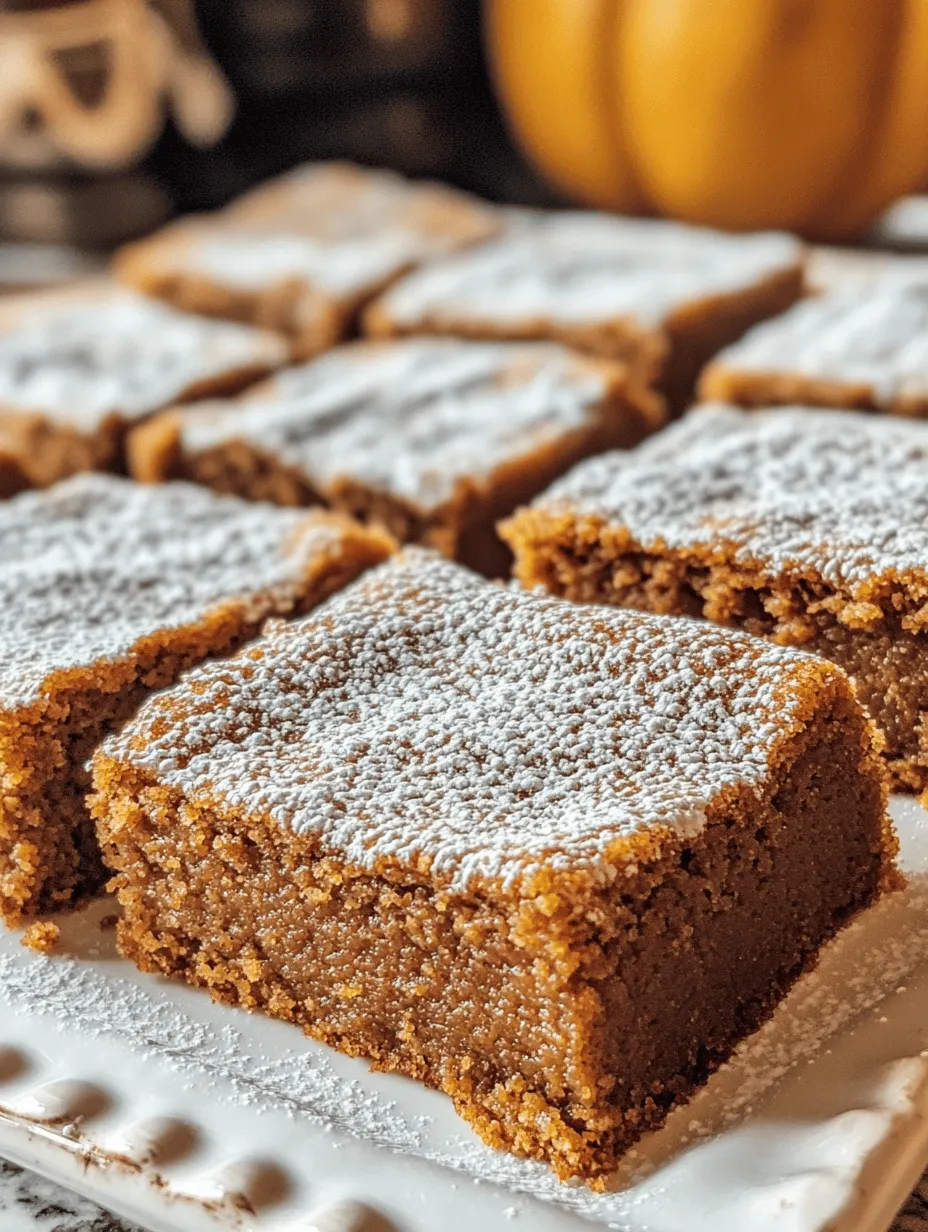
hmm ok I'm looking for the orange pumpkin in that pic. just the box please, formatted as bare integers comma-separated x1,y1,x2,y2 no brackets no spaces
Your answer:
487,0,928,239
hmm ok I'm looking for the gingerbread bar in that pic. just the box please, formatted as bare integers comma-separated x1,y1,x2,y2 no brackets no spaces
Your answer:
91,550,893,1183
699,281,928,414
364,213,804,410
128,337,664,575
0,474,392,924
0,287,288,490
804,248,928,296
115,162,501,360
503,403,928,793
223,159,499,236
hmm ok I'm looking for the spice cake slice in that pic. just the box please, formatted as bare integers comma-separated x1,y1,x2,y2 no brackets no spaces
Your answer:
115,162,501,360
0,475,392,924
502,403,928,794
0,286,288,490
128,337,664,575
363,212,804,410
92,550,893,1183
698,280,928,415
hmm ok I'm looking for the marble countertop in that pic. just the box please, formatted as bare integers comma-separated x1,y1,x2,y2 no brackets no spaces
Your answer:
0,1159,144,1232
0,1155,925,1232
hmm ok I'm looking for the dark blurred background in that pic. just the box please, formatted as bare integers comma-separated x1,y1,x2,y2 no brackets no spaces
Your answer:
0,0,557,259
186,0,547,206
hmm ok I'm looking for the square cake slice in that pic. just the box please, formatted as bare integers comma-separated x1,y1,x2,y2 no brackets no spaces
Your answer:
127,338,664,575
363,213,804,409
0,475,392,924
0,286,288,490
502,403,928,793
92,550,893,1183
698,281,928,415
115,162,501,360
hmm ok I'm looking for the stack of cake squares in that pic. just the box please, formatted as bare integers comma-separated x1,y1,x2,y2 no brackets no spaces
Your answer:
3,159,926,1185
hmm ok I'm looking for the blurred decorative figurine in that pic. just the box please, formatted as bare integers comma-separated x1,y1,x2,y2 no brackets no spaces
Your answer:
0,0,233,170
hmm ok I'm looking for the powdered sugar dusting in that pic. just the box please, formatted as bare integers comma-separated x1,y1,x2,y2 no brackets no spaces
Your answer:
187,232,432,297
371,213,801,330
0,474,360,711
705,283,928,408
134,162,499,307
537,404,928,590
0,290,287,429
103,549,828,892
223,160,498,248
177,339,617,509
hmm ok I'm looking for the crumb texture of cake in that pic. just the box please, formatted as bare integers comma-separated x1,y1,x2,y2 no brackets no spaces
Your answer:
129,338,663,574
364,213,804,407
0,288,288,489
116,163,500,359
503,403,928,792
92,550,893,1183
20,920,59,953
699,282,928,414
0,474,392,924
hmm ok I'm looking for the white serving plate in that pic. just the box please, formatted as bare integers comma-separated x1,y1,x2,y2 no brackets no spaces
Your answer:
0,798,927,1232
